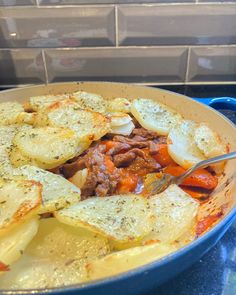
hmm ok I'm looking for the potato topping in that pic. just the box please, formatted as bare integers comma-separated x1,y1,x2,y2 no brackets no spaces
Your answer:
0,217,39,270
0,218,109,288
55,195,154,242
0,179,41,236
29,94,71,111
145,185,199,243
87,242,176,280
13,165,81,214
167,120,206,169
71,91,107,113
107,97,131,113
12,127,80,169
131,98,182,135
0,102,24,125
36,99,110,142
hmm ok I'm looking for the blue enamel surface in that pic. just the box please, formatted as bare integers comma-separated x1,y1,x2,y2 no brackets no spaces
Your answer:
193,97,236,111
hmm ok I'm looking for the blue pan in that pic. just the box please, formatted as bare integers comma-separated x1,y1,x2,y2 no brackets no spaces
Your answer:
0,83,235,295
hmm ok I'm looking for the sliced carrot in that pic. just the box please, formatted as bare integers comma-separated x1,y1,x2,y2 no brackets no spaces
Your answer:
152,144,176,167
0,261,9,272
143,239,160,246
104,141,119,152
117,170,138,193
164,166,218,190
181,186,209,199
104,156,115,173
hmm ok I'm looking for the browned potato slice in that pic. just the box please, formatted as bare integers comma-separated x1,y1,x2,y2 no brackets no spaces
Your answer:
87,242,176,280
36,100,110,141
29,94,71,111
12,127,79,169
131,98,182,135
0,179,41,236
55,195,154,243
0,218,109,289
13,165,81,214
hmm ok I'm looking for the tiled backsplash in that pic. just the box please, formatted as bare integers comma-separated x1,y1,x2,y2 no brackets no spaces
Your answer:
0,1,235,87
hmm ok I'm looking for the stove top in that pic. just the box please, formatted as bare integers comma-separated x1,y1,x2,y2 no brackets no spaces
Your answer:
148,85,236,295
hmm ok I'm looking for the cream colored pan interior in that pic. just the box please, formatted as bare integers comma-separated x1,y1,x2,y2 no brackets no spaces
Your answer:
0,81,235,225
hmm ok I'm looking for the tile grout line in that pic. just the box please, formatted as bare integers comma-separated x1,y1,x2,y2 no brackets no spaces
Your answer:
42,49,49,84
185,47,192,83
115,5,119,47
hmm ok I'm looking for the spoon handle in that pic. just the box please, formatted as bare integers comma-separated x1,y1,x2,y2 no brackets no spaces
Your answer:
176,151,236,185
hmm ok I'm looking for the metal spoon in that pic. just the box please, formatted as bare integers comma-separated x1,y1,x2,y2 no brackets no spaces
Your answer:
147,151,236,195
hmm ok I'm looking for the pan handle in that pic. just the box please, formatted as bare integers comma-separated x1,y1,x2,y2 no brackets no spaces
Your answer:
193,97,236,111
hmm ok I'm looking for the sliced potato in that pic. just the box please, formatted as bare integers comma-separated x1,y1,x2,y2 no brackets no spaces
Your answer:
55,195,154,243
145,184,199,243
13,165,81,213
0,125,34,174
87,242,176,280
9,145,35,168
0,102,24,125
107,97,131,113
13,127,79,169
0,126,18,176
0,217,39,269
110,121,135,136
29,94,71,111
131,98,182,135
71,91,107,113
36,100,110,141
0,218,109,289
167,120,206,169
194,123,227,158
0,179,41,236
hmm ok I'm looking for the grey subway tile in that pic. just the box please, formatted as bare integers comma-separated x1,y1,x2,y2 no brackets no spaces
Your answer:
187,46,236,82
39,0,194,4
118,4,236,46
0,6,115,48
199,0,236,2
45,47,188,83
0,0,36,5
0,49,46,85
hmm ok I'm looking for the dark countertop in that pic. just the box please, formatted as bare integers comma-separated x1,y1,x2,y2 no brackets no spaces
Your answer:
148,85,236,295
